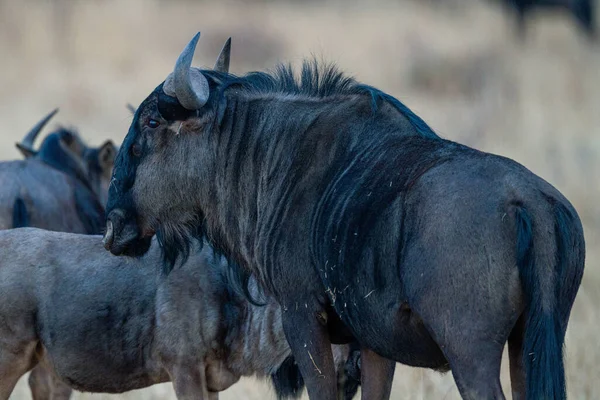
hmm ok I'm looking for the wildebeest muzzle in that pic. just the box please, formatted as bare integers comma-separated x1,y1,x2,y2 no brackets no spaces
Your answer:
103,209,152,257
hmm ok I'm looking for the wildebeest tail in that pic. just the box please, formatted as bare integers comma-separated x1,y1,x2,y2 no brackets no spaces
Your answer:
339,342,361,400
270,356,305,399
515,201,584,400
12,197,29,228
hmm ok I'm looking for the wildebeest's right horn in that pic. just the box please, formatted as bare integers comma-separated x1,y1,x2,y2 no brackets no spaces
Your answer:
163,32,210,110
16,108,59,157
126,103,137,115
213,37,231,73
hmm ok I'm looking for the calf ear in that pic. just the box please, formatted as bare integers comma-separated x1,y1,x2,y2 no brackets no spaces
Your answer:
98,140,117,171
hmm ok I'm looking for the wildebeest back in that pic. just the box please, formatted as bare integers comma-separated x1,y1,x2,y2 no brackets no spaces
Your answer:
0,159,94,233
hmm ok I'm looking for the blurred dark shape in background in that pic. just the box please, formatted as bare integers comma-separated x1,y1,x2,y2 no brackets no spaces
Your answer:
493,0,596,39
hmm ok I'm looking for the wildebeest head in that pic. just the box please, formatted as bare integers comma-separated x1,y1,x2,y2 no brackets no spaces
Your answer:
104,34,231,258
16,109,118,207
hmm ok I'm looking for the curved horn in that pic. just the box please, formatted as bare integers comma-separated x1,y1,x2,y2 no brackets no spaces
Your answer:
16,108,59,157
163,32,210,110
213,37,231,73
21,108,59,148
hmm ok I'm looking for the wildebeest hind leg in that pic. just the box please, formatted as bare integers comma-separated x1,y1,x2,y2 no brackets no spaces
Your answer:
507,314,526,400
453,352,505,399
434,336,505,400
412,300,508,399
281,306,338,400
0,341,37,400
415,288,514,400
358,348,395,400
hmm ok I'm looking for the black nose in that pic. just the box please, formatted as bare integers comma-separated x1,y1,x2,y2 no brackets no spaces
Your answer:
103,209,131,255
102,209,152,257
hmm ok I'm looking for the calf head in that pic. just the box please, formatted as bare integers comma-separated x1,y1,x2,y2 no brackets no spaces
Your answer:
16,110,118,207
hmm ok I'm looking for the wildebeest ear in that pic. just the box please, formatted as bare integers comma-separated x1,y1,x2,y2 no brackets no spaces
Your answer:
213,37,231,73
98,140,117,171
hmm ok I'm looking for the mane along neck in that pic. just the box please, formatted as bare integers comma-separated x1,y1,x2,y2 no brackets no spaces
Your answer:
206,60,438,140
198,61,442,290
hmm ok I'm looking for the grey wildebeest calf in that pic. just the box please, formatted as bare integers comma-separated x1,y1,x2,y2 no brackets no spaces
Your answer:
0,228,359,400
0,110,117,399
103,33,585,400
0,109,117,233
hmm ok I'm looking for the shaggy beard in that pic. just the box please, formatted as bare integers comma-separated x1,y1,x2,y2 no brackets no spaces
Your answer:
155,215,206,274
154,213,266,305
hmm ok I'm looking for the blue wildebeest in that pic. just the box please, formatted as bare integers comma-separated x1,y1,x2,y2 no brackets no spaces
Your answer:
0,228,359,400
103,33,585,400
497,0,596,38
0,109,117,233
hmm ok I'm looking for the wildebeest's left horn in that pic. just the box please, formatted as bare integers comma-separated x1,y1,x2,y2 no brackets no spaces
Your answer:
163,32,210,110
16,108,59,158
213,37,231,73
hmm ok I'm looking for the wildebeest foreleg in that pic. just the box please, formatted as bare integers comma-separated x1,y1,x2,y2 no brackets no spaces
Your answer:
359,348,395,400
169,362,211,400
281,306,338,400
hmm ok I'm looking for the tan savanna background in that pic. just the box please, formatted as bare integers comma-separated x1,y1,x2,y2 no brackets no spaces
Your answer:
1,0,598,398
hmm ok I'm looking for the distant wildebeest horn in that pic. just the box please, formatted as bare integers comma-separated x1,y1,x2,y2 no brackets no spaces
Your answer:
16,108,59,158
163,32,210,110
213,37,231,73
126,104,137,115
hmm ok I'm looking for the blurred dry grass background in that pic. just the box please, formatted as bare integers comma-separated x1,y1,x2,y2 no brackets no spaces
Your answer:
1,0,599,398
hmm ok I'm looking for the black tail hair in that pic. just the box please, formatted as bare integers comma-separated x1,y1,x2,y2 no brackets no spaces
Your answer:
12,197,29,228
270,356,305,399
515,203,577,400
340,342,362,400
554,202,585,331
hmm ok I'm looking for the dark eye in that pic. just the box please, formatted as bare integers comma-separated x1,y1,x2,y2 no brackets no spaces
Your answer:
147,119,160,128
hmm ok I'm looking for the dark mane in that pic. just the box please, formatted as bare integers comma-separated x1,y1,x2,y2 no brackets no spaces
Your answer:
36,127,106,234
203,60,439,140
37,126,88,185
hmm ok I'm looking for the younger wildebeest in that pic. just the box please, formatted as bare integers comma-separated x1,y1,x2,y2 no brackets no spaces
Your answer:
0,228,360,400
0,110,117,399
497,0,596,38
103,33,585,399
0,109,117,233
